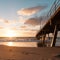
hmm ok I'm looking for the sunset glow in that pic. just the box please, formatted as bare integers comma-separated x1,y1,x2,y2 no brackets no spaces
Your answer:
5,29,17,37
0,0,55,37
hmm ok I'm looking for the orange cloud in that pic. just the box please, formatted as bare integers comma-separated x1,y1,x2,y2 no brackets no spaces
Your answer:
0,18,10,25
4,20,10,24
24,15,48,26
20,24,39,31
17,6,46,16
20,31,37,37
20,25,27,29
10,27,17,30
0,26,4,29
24,18,40,26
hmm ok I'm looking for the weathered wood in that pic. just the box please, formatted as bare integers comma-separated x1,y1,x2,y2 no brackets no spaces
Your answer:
51,25,58,47
42,35,46,47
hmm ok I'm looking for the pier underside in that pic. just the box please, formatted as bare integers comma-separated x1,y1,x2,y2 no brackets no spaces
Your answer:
36,6,60,47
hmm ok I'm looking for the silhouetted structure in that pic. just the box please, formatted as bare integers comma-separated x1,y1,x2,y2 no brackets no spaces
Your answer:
36,0,60,47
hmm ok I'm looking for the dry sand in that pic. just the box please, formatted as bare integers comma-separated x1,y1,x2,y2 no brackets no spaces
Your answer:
0,45,60,60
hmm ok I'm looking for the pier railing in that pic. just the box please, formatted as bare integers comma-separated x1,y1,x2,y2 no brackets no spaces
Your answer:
41,0,60,27
47,0,60,20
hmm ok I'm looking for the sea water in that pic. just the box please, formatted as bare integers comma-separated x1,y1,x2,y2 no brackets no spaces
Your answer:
0,37,60,47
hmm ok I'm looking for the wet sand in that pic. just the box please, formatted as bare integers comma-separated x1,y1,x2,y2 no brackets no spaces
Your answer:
0,45,60,60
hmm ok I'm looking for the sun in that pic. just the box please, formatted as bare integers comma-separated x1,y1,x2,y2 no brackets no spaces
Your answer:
5,29,16,37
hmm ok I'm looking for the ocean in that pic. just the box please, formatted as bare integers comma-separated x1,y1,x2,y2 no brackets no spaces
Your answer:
0,37,60,47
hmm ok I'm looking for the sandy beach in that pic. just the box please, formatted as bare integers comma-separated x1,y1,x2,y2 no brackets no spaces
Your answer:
0,45,60,60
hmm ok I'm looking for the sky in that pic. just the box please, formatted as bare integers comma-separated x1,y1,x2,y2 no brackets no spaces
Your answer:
0,0,55,37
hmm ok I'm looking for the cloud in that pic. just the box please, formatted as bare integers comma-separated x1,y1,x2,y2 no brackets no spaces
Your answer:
0,18,20,30
17,6,46,16
4,20,17,25
0,18,10,24
20,25,27,29
0,17,39,37
19,25,31,31
24,18,40,26
4,20,10,24
0,17,18,26
24,15,47,26
19,18,27,23
30,29,38,31
0,26,4,29
20,31,37,37
19,24,39,33
10,27,17,30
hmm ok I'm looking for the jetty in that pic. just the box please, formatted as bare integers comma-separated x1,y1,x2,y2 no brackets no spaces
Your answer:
36,0,60,47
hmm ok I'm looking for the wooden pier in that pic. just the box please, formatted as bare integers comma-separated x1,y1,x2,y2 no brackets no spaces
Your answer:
36,0,60,47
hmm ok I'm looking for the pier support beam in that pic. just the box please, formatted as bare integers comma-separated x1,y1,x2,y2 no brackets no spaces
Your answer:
37,36,40,40
51,25,58,47
42,35,46,47
37,35,46,47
